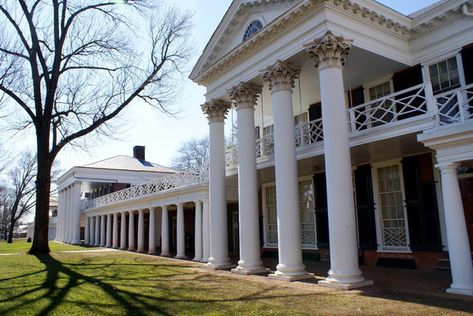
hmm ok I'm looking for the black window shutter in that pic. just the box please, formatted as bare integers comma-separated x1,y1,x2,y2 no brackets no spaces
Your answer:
313,172,329,248
354,165,377,250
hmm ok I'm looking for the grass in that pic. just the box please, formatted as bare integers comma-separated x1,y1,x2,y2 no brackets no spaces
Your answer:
0,239,95,254
0,251,472,315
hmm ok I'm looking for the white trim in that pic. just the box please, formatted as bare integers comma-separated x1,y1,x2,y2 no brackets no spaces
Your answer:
371,159,412,253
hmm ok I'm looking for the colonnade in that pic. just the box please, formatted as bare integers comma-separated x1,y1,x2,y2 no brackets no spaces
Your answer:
200,31,372,287
55,181,81,244
84,200,210,262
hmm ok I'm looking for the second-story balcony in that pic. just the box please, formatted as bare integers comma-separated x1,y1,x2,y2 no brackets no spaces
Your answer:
225,82,473,170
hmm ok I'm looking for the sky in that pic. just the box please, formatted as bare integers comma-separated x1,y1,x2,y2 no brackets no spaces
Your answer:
2,0,440,174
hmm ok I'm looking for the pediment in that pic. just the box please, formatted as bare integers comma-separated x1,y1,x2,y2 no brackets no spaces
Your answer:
190,0,299,82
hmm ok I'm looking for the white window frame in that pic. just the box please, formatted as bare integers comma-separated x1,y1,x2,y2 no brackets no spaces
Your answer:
361,76,395,128
371,159,411,253
261,176,318,250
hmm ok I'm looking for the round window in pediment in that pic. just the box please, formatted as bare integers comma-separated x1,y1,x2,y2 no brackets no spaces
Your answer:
243,20,263,41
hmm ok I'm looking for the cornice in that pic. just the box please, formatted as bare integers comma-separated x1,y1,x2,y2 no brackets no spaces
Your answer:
191,0,471,86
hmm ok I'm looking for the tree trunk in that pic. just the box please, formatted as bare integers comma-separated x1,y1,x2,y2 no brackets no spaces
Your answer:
28,134,52,254
7,218,14,243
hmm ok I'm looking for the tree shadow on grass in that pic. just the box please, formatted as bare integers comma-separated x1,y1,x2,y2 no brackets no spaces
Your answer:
0,253,331,316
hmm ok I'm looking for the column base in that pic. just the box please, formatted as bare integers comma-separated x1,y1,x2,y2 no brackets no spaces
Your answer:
148,250,157,255
268,272,314,282
200,258,209,263
447,287,473,296
112,246,119,249
206,262,235,270
137,249,146,254
318,279,373,290
193,257,202,262
119,247,127,250
128,248,136,252
231,266,270,275
94,244,100,247
175,255,187,259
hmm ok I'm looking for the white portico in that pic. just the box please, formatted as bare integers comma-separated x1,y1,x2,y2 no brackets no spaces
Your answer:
190,0,473,294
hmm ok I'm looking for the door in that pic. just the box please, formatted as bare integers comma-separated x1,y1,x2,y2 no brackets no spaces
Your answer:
372,163,410,252
459,176,473,252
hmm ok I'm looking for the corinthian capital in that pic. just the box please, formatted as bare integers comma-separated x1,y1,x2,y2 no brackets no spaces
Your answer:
305,31,352,70
201,99,232,123
262,61,300,91
228,82,262,110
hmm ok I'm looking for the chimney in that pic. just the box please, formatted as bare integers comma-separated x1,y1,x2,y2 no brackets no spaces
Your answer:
133,145,145,161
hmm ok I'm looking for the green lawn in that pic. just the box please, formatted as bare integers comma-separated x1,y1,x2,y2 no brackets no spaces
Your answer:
0,251,472,315
0,239,95,254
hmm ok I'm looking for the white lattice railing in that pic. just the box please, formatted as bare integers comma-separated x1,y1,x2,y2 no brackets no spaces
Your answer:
225,146,238,168
225,83,473,169
381,223,408,248
81,169,208,210
435,83,473,124
256,133,274,159
348,84,428,132
295,118,324,147
265,223,278,246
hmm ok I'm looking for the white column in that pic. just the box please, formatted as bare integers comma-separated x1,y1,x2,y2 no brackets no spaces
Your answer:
439,163,473,296
112,213,119,249
262,61,312,281
100,214,106,247
55,190,62,241
193,201,203,261
202,199,210,262
94,216,100,246
84,216,90,245
71,182,82,244
175,203,186,259
161,206,170,256
229,82,268,275
65,187,72,243
120,211,127,250
137,209,145,253
90,216,95,245
68,186,75,243
201,100,233,269
128,210,136,251
106,214,112,248
306,31,371,289
148,208,157,254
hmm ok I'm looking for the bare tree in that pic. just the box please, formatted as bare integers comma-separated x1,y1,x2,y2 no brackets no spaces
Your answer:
172,136,209,172
4,152,36,243
0,1,192,253
0,185,9,240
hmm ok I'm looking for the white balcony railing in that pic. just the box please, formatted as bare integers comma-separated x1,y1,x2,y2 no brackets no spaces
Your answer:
435,83,473,124
348,84,428,132
81,169,208,210
225,83,473,169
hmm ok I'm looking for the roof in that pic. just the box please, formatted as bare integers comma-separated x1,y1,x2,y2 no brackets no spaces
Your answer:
81,155,177,174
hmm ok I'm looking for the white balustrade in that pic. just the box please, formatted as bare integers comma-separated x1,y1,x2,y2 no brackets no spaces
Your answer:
82,170,208,210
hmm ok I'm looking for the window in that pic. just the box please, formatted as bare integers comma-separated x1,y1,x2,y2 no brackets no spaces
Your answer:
262,124,273,137
373,164,410,251
243,20,263,41
429,57,460,94
263,179,317,249
294,112,308,125
299,180,316,248
369,81,391,100
368,81,393,127
264,185,278,246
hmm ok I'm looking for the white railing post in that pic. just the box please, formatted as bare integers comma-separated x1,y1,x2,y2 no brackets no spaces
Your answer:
425,81,439,125
349,109,357,132
456,89,466,122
